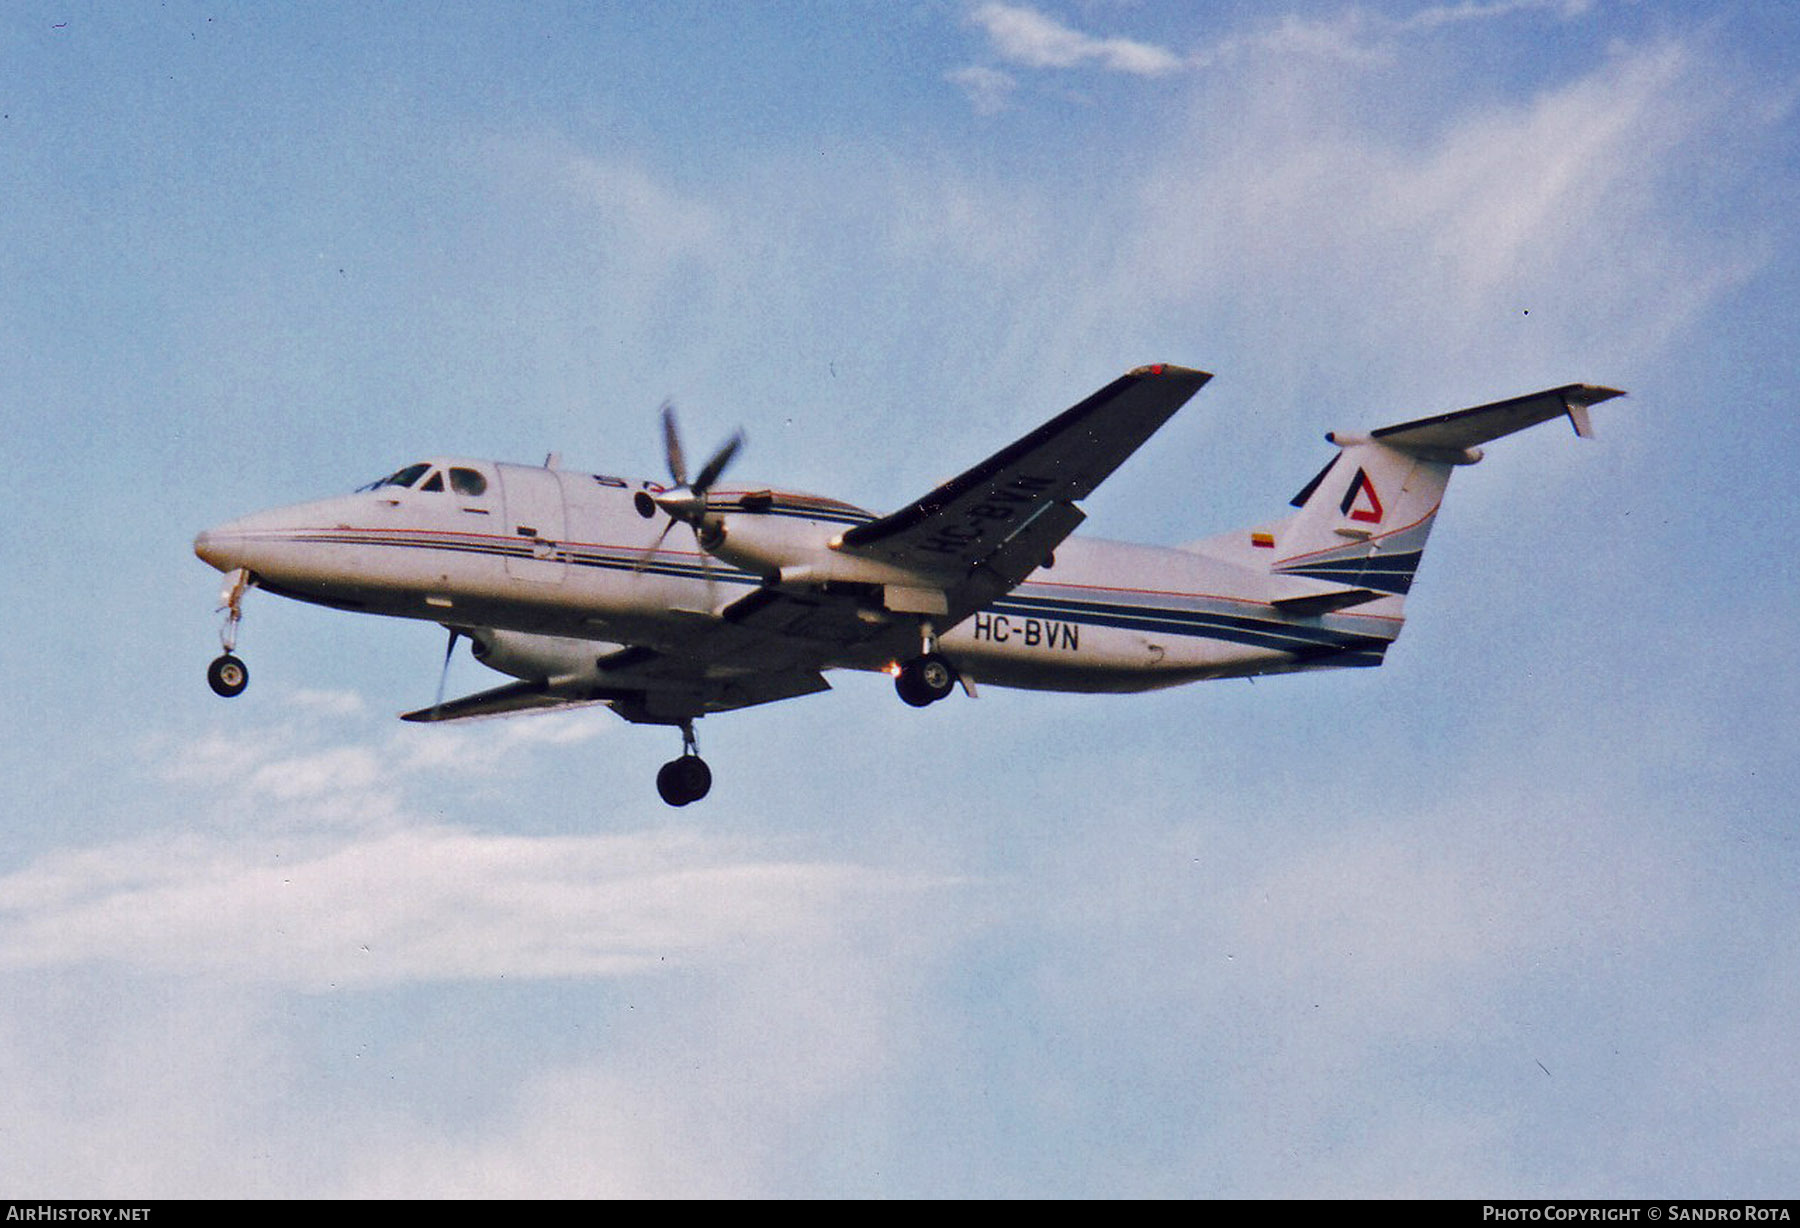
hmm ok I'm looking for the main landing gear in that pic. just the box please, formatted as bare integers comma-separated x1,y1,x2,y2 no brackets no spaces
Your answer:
656,720,713,807
894,618,959,708
894,653,956,707
208,568,254,698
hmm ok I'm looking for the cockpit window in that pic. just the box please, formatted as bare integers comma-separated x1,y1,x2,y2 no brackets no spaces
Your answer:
420,470,445,492
449,467,488,497
357,462,432,493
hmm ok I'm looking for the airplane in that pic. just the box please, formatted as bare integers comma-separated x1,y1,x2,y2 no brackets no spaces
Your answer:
194,365,1623,806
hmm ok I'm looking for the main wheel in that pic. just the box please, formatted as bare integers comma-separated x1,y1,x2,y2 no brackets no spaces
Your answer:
207,653,249,698
656,755,713,806
895,653,956,707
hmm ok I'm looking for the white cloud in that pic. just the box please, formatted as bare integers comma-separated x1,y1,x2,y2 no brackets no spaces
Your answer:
1105,34,1775,405
946,63,1019,114
0,699,945,1000
332,913,947,1197
1190,0,1599,69
1402,0,1596,33
969,2,1183,75
961,1,1598,91
0,690,969,1195
0,823,939,988
0,841,954,1195
144,697,616,836
11,708,952,988
288,687,367,717
1202,10,1397,67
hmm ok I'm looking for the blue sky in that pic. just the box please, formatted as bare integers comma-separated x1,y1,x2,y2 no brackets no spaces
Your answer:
3,0,1797,1198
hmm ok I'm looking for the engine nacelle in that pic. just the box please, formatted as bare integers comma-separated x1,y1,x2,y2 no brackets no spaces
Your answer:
467,629,623,682
701,511,952,616
701,510,839,579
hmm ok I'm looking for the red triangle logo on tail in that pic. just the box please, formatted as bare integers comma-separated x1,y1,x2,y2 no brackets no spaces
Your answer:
1339,468,1384,524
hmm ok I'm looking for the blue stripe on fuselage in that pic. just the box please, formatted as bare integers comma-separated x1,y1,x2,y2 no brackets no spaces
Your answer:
255,529,1393,658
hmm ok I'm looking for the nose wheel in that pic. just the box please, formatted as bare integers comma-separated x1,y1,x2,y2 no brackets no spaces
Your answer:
208,653,249,697
656,720,713,806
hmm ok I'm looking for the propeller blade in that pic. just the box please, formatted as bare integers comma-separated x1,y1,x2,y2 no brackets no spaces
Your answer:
691,431,743,495
634,518,679,573
660,400,688,488
646,401,745,580
432,628,463,715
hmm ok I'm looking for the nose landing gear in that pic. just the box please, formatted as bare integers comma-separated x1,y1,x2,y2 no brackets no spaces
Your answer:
208,568,256,698
656,720,713,807
207,653,249,698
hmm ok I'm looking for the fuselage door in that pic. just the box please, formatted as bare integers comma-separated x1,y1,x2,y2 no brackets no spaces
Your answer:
497,465,568,583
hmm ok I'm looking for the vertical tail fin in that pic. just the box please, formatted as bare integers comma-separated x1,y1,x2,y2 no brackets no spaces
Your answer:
1266,436,1456,597
1201,384,1624,608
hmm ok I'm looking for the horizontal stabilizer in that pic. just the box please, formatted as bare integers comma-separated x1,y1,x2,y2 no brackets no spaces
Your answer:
1271,588,1388,617
1372,384,1624,454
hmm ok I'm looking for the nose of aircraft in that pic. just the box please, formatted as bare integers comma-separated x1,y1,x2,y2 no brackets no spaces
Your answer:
193,503,312,573
193,507,298,574
194,524,237,572
194,492,371,575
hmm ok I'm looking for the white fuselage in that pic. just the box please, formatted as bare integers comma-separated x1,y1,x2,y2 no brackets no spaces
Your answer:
195,457,1402,696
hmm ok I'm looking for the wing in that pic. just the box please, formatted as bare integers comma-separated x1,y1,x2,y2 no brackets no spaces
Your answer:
400,679,601,723
402,646,831,726
836,363,1211,621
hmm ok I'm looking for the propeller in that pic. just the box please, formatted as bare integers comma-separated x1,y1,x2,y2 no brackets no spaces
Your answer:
638,401,743,571
431,627,463,717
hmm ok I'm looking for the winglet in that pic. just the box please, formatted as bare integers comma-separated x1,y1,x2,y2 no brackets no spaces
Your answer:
1565,396,1596,439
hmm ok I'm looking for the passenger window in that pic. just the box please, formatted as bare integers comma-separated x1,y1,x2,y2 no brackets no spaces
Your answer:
421,471,445,492
450,468,488,497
